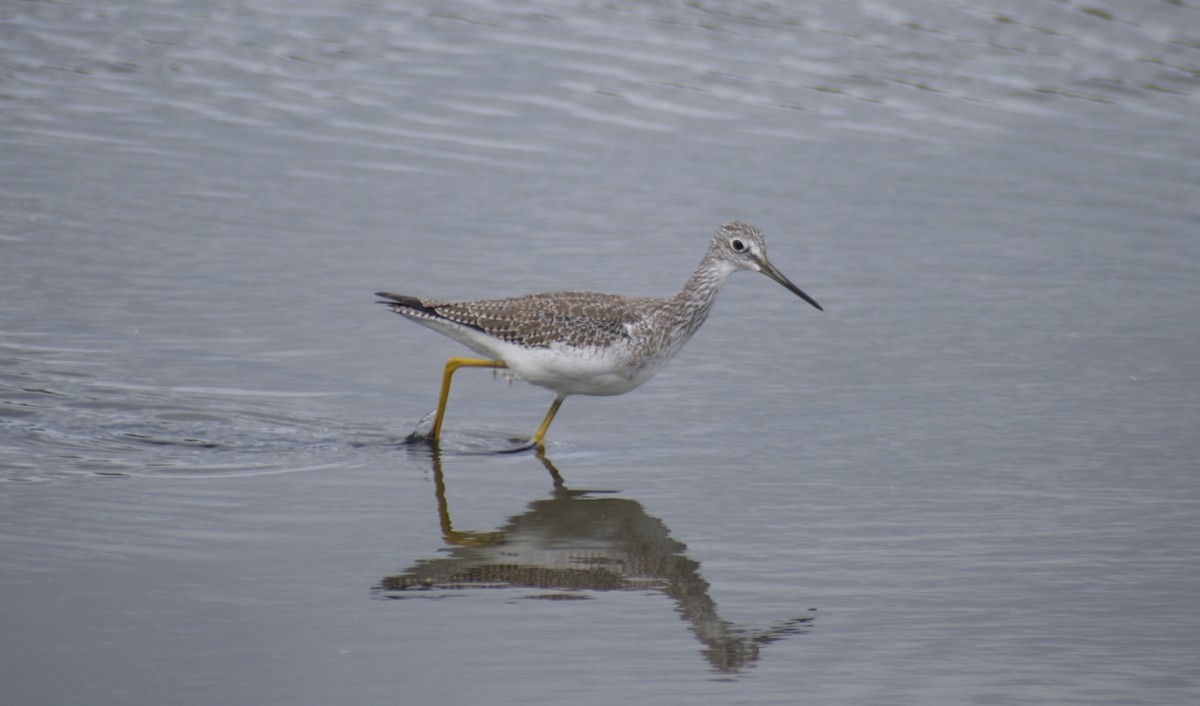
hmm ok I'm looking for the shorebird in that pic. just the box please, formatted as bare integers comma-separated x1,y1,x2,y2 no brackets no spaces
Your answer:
376,221,822,447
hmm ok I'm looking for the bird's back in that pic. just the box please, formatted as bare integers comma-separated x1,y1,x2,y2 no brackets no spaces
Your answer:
380,290,667,350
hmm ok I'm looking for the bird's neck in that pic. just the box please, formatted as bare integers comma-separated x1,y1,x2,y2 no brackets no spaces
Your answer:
666,247,736,344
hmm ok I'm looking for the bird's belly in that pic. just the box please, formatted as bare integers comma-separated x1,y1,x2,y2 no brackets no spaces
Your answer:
500,343,662,397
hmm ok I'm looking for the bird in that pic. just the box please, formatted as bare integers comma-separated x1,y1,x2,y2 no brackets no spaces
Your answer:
376,221,822,448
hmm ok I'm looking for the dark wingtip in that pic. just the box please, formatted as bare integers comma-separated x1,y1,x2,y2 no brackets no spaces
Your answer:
375,291,419,306
374,292,442,318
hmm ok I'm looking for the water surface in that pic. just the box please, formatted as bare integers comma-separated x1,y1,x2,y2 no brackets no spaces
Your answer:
2,1,1199,704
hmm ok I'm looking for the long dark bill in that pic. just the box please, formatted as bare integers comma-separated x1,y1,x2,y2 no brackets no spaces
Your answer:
760,261,823,312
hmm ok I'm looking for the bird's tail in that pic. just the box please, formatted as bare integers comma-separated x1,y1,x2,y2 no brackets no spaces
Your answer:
375,291,436,315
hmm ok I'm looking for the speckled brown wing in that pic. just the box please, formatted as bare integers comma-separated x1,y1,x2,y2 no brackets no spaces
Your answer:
426,291,656,349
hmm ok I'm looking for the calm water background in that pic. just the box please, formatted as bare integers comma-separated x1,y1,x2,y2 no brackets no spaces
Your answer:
3,1,1199,703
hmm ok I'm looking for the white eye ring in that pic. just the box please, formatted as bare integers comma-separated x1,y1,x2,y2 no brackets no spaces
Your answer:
730,238,746,252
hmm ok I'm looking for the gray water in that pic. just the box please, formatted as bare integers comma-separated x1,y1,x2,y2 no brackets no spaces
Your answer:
3,1,1199,703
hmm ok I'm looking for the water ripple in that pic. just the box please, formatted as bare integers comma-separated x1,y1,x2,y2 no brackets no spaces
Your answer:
3,0,1197,160
0,339,388,481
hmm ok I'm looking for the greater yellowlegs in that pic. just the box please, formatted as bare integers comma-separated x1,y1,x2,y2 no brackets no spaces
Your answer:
376,221,822,447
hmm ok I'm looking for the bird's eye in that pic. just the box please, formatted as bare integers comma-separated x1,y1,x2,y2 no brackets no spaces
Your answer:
730,238,745,252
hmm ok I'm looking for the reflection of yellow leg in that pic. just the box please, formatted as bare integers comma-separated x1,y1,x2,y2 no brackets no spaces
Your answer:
534,446,565,486
429,447,505,546
429,446,504,545
531,396,565,448
430,357,507,441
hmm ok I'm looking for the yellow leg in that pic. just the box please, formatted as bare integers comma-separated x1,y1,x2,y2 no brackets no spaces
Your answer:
531,396,565,448
430,357,507,441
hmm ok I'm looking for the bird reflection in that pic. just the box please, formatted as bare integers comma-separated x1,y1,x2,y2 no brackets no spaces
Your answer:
375,448,815,674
